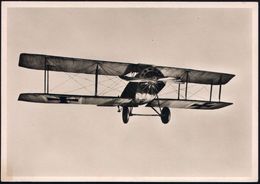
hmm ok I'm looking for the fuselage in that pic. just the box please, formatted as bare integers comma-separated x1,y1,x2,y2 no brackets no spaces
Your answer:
120,66,166,105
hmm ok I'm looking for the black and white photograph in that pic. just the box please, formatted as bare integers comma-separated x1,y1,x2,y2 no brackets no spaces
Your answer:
1,1,258,182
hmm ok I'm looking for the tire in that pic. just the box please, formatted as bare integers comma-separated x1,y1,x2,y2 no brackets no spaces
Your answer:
122,106,129,124
161,107,171,124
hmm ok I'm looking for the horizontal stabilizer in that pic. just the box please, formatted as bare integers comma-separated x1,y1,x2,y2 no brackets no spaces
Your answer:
18,93,133,106
146,98,233,110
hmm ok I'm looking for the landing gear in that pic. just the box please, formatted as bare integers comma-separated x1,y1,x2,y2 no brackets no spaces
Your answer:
154,94,171,124
120,106,171,124
120,93,171,124
122,106,130,124
160,107,171,124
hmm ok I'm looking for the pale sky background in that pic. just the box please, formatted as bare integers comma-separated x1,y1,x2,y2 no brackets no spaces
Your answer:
3,5,256,181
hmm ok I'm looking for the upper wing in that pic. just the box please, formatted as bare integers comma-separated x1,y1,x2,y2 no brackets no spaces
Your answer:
18,93,134,106
19,53,234,85
19,53,134,76
156,66,235,85
146,98,233,110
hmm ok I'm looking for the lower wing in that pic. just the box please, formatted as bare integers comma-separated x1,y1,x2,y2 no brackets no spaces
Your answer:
18,93,133,106
146,98,233,110
18,93,232,109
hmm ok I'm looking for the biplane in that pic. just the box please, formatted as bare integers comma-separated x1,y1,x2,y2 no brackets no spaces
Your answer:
18,53,235,124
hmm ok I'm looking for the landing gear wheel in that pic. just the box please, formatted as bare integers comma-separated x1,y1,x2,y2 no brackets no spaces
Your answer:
161,107,171,124
122,106,130,124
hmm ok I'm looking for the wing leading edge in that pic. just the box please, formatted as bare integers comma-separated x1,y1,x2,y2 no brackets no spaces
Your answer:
19,53,235,85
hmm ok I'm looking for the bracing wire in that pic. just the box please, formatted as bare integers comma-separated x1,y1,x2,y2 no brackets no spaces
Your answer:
160,82,210,100
188,86,207,99
47,61,94,94
65,86,89,94
47,60,210,99
50,77,73,91
63,72,90,93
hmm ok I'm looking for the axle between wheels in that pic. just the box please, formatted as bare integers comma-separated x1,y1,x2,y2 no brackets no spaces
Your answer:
121,106,171,124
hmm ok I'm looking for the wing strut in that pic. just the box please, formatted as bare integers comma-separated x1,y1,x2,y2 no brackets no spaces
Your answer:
44,57,49,94
218,75,222,102
177,83,181,99
209,83,213,101
95,64,99,96
44,59,46,93
219,84,222,102
185,71,189,99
